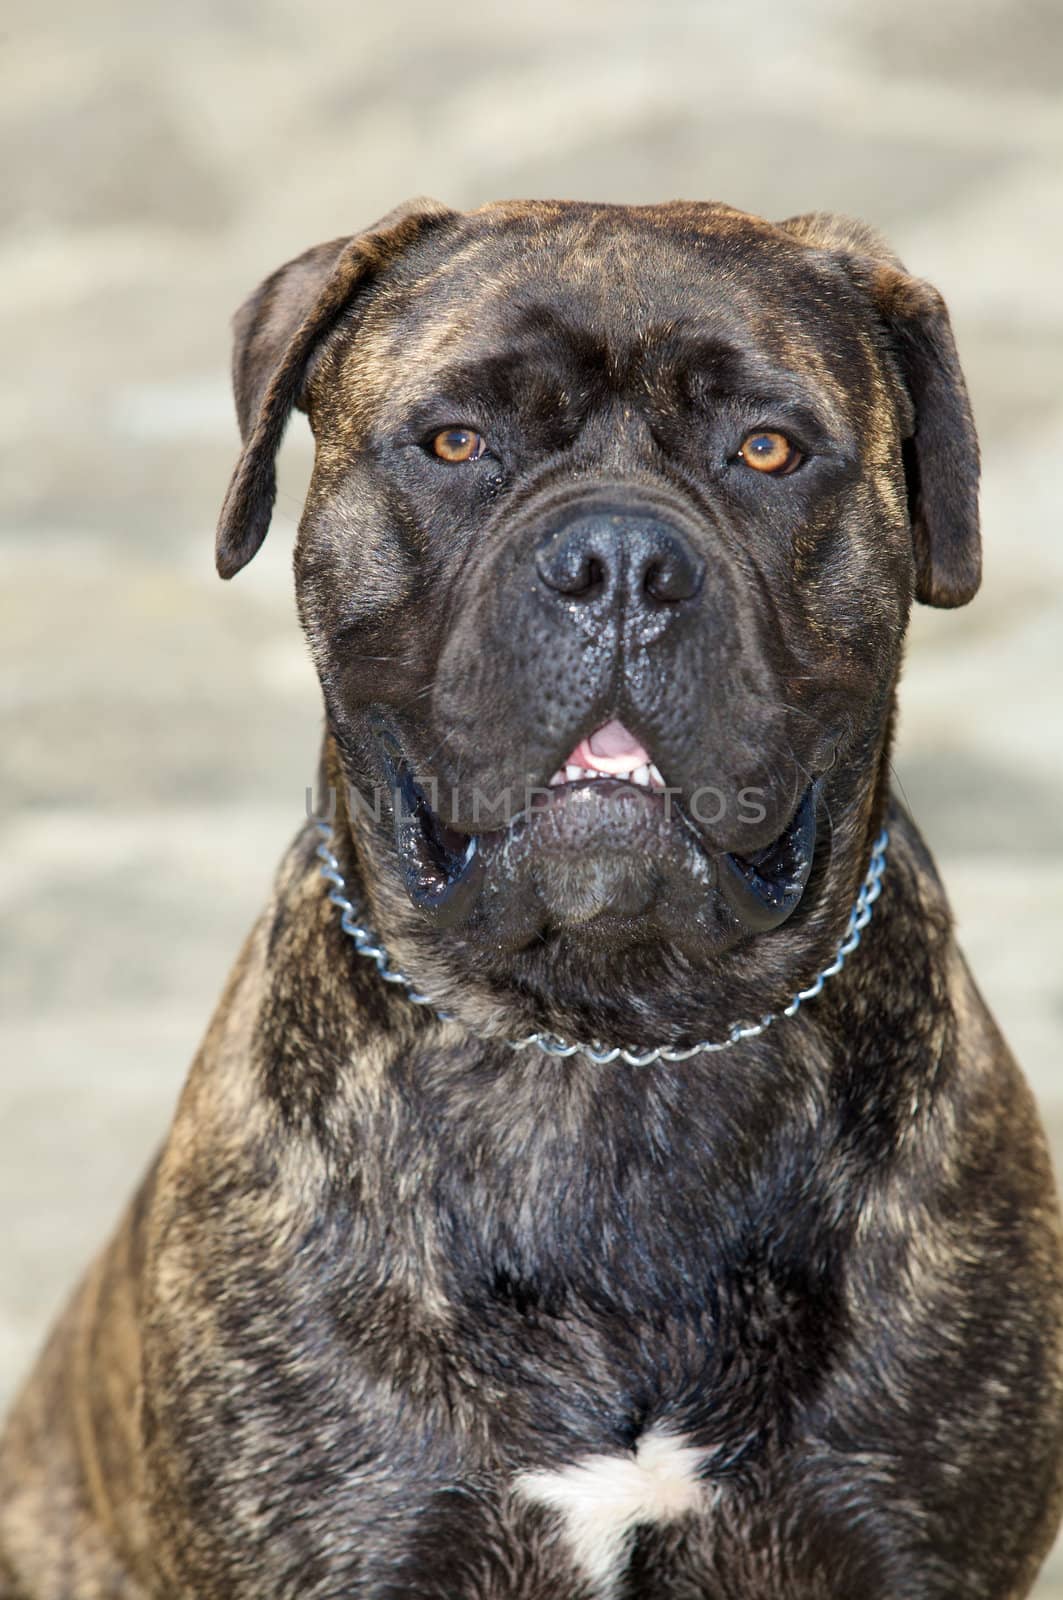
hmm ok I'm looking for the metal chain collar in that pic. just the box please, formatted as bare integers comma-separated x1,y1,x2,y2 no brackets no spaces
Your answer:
314,820,889,1068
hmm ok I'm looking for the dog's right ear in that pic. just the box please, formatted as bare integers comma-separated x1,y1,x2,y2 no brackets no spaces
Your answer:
216,197,456,579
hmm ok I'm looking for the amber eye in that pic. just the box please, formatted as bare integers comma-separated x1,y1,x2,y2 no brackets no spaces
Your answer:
737,430,801,475
431,427,487,464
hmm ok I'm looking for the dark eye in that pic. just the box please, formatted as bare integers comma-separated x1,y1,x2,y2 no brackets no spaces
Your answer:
736,430,802,475
431,427,487,464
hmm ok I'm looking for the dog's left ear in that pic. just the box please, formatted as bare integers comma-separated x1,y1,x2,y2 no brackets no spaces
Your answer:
780,211,981,608
216,196,457,579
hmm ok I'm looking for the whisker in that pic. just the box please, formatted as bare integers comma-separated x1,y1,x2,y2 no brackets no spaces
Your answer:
776,699,823,730
889,759,915,817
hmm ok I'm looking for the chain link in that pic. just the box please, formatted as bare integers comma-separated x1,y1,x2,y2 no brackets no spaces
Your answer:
314,822,889,1066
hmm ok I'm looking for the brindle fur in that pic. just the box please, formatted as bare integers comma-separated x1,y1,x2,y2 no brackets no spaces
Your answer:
2,200,1061,1598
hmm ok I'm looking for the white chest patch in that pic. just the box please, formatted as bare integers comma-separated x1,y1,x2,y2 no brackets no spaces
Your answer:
513,1426,709,1592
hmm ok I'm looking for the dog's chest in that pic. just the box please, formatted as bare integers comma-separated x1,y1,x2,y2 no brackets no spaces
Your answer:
313,1241,887,1597
350,1429,901,1600
509,1425,718,1596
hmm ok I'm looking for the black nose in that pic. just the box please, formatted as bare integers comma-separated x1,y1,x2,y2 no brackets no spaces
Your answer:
535,511,704,640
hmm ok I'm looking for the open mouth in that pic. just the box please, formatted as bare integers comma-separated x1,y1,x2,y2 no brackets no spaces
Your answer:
373,718,818,935
376,725,487,927
547,719,668,792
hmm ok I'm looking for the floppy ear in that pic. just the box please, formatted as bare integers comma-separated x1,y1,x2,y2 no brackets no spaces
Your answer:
780,211,981,608
216,197,456,579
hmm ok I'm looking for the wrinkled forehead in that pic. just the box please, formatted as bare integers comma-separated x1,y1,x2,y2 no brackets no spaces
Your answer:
320,206,883,432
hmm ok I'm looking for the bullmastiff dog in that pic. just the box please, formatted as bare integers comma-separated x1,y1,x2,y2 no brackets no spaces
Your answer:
2,199,1062,1598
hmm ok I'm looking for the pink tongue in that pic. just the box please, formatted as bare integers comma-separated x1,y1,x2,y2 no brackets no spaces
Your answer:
569,719,652,774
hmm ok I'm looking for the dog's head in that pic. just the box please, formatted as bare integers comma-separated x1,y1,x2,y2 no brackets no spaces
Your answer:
216,199,979,1045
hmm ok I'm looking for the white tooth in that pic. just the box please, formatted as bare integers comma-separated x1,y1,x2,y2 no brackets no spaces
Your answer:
648,763,665,789
631,765,650,787
566,764,583,782
549,770,565,786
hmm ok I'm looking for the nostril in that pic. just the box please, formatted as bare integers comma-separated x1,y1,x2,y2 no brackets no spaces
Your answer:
584,556,606,597
643,559,668,601
558,552,605,599
536,534,611,601
535,512,701,612
642,545,704,604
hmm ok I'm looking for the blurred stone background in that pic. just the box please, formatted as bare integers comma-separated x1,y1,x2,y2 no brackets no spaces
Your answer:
1,0,1061,1585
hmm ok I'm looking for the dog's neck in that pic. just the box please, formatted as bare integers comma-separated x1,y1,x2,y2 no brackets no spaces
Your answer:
313,806,890,1066
251,793,958,1320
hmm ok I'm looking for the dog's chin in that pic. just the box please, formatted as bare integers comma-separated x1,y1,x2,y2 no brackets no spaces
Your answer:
373,728,819,958
479,779,716,953
482,780,818,957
